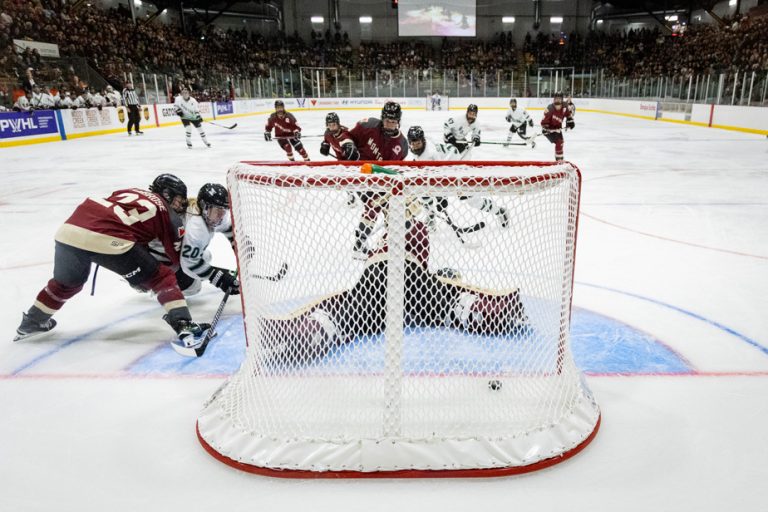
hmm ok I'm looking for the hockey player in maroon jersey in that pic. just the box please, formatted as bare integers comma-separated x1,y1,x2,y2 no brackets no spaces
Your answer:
541,92,575,161
349,101,408,161
348,101,409,258
258,218,528,363
13,174,213,355
319,112,359,161
264,100,310,161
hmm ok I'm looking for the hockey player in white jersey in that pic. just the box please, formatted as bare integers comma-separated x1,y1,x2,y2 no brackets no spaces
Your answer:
178,183,238,295
407,125,459,161
409,125,508,229
443,104,481,153
174,88,211,148
145,182,237,297
504,99,536,148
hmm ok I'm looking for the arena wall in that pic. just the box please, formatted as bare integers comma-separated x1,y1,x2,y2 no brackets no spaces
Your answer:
2,98,766,147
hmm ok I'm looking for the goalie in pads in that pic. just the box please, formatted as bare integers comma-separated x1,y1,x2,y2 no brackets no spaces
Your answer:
258,218,528,363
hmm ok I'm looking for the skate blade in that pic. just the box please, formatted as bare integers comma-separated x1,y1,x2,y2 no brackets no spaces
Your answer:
13,329,56,343
170,329,217,357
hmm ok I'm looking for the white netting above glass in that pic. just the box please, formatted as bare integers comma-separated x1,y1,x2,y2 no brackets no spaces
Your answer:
197,161,599,477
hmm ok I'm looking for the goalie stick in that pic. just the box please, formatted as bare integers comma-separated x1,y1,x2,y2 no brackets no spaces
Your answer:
206,121,238,130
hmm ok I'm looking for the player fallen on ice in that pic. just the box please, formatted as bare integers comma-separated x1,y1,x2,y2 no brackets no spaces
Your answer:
408,125,509,230
348,101,409,258
443,104,481,154
320,112,359,161
258,216,528,364
174,88,211,149
264,100,310,161
13,174,214,353
541,92,575,161
504,99,536,148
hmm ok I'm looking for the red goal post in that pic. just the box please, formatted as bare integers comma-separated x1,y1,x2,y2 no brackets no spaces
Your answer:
197,160,599,478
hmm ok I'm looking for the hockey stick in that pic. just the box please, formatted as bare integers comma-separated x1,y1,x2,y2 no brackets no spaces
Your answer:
482,141,527,146
188,288,232,357
251,261,288,282
206,121,238,130
271,134,324,140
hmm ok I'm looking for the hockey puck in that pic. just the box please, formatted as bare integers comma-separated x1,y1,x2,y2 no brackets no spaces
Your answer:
488,379,502,391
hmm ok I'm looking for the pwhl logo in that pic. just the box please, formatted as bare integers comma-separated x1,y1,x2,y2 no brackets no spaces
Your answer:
0,117,39,133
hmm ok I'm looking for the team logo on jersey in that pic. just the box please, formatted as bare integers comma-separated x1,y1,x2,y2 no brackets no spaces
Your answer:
392,145,402,155
296,98,306,108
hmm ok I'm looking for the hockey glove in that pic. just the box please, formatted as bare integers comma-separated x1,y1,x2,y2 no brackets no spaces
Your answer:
505,115,512,123
445,134,457,145
528,118,534,127
175,108,183,117
342,143,360,161
209,267,240,295
319,141,331,156
566,118,575,130
294,131,301,140
264,131,272,141
472,135,481,147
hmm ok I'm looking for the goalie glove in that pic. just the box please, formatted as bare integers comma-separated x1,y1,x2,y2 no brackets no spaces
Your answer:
264,131,272,141
208,267,240,295
566,118,575,130
472,135,481,147
319,141,331,156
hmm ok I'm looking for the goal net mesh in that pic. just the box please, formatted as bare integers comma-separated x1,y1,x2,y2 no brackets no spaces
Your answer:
197,161,599,476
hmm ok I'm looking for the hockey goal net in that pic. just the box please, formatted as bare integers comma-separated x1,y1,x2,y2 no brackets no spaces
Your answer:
198,161,599,477
426,93,449,111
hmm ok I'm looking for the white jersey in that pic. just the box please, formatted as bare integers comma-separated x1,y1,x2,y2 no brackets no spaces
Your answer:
148,200,234,280
505,107,532,128
13,96,31,111
174,96,201,121
60,96,74,108
91,93,106,108
179,202,234,280
107,91,122,106
443,114,480,143
409,140,459,161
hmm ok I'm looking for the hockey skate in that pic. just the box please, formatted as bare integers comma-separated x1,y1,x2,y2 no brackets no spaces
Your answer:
13,313,57,342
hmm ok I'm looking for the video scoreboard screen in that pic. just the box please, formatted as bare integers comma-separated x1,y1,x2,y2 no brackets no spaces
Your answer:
398,0,476,37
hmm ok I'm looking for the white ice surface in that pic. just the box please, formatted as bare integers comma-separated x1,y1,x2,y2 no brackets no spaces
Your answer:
1,109,767,511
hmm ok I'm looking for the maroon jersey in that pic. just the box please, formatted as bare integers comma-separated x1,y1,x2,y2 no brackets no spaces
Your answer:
265,112,301,138
55,188,184,266
323,125,355,159
349,117,408,161
541,104,572,132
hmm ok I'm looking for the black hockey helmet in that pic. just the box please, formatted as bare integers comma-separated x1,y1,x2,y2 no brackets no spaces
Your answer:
275,100,285,109
407,126,426,156
467,104,478,114
197,183,229,228
150,174,188,212
509,98,517,106
381,101,402,122
407,126,425,143
325,112,340,126
553,91,564,101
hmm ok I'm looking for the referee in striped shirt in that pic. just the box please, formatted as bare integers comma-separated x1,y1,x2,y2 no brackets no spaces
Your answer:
122,81,143,135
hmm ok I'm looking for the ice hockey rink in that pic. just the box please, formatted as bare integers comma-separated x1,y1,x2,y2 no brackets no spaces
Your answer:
1,107,766,511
